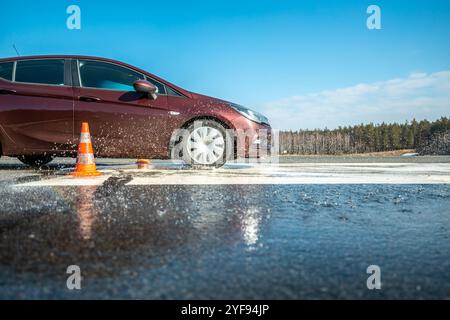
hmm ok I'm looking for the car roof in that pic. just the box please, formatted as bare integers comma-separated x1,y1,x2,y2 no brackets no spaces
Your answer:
0,55,190,96
0,54,127,64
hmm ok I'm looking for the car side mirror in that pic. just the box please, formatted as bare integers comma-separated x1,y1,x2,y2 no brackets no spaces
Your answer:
133,80,158,100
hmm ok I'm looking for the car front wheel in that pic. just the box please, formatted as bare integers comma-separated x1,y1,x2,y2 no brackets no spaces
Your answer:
172,120,230,168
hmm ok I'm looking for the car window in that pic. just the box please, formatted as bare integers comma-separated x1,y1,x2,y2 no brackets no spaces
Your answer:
0,62,14,81
79,60,145,91
145,76,166,95
15,59,65,85
166,85,184,97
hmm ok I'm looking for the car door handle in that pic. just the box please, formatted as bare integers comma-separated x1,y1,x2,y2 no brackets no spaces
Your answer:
79,96,101,102
0,89,17,95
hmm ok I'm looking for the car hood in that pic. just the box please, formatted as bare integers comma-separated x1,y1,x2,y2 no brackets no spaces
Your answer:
189,91,270,126
189,91,233,106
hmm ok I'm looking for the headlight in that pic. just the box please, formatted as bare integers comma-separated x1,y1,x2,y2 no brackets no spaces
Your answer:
229,103,270,125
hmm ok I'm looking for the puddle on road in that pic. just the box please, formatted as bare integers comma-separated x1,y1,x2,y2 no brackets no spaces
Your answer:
1,159,450,298
0,182,449,298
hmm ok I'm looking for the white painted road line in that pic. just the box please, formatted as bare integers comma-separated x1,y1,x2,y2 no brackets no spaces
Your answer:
12,163,450,186
15,174,112,187
127,173,450,185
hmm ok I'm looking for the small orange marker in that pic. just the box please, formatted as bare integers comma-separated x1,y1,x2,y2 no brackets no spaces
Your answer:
136,159,151,169
70,122,101,177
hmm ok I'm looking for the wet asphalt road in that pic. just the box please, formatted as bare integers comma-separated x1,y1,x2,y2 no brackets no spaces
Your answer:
0,156,449,299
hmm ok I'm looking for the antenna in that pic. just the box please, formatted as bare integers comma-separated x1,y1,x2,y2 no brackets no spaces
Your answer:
12,44,20,56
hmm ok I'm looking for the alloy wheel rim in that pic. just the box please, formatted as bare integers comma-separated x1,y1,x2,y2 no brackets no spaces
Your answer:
186,126,225,165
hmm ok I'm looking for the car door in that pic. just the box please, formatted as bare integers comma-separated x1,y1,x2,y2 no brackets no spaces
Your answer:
73,59,168,158
0,58,74,154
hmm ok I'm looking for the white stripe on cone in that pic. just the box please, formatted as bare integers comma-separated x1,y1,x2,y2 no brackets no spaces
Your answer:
80,133,91,143
77,153,95,164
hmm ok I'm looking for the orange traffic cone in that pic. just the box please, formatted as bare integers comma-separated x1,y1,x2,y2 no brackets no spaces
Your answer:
136,159,151,169
70,122,101,177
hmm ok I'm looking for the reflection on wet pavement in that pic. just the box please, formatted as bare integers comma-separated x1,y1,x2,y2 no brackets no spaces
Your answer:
75,186,97,241
0,180,449,299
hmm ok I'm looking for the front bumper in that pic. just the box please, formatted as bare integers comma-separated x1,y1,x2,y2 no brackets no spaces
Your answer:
231,120,272,159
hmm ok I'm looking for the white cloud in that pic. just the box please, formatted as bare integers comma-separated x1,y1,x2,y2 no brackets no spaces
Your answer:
259,71,450,130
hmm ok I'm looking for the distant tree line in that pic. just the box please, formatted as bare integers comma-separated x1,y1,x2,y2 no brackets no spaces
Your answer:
416,130,450,155
278,117,450,155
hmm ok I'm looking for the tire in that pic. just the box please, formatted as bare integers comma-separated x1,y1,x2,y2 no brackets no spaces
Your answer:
17,154,54,167
171,119,231,168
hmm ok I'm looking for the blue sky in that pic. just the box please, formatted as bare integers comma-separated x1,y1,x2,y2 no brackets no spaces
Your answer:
1,0,449,129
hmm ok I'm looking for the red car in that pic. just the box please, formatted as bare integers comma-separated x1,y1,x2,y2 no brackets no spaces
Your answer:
0,55,271,167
